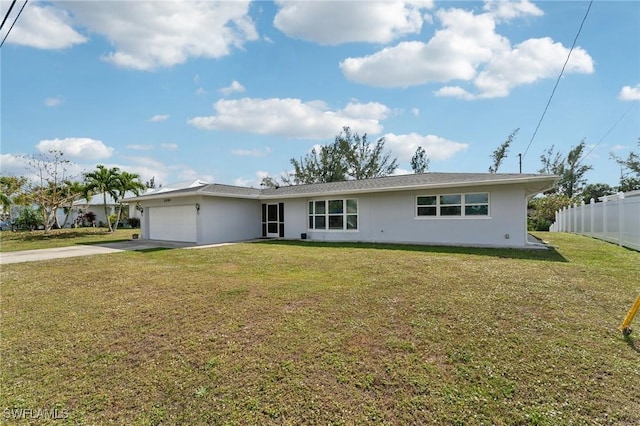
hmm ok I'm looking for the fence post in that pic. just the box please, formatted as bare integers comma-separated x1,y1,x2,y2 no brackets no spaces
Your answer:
590,198,595,237
602,195,608,242
618,192,625,246
580,200,585,234
573,203,578,233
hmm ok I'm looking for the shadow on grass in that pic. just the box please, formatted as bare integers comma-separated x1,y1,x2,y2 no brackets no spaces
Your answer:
79,239,132,246
257,240,568,262
623,334,640,354
133,247,173,253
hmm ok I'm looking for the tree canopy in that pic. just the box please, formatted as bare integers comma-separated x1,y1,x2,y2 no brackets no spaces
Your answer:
83,165,121,232
489,128,518,173
539,140,592,198
23,150,81,232
411,146,429,174
279,126,398,185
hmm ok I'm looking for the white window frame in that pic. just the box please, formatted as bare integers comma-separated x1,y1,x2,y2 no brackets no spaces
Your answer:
308,198,358,231
416,192,490,218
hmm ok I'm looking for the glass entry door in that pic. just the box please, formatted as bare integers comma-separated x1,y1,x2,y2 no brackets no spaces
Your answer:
266,203,279,237
262,203,284,238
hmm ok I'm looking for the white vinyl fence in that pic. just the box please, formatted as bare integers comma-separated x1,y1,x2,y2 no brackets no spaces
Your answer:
549,190,640,251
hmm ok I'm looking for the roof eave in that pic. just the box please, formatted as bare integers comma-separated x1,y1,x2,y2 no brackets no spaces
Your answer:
259,175,560,200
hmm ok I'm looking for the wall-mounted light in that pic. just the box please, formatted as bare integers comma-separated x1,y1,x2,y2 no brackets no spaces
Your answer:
135,204,144,214
195,203,200,214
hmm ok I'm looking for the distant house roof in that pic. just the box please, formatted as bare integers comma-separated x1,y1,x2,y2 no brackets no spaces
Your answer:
124,173,558,203
73,191,137,206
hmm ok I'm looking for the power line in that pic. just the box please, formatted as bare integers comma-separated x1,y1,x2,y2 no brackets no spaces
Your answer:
0,0,17,32
580,103,638,163
521,0,594,162
0,0,28,49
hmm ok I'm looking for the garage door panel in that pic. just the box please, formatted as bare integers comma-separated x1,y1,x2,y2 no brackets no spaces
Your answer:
149,205,197,242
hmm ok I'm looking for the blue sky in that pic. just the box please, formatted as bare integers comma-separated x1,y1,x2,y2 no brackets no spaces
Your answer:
1,0,638,188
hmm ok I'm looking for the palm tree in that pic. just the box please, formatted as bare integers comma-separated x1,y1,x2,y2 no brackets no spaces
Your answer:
60,180,90,228
113,171,145,230
84,165,120,231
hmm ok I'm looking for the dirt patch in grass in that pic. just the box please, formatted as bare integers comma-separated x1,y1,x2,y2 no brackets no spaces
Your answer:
0,233,638,424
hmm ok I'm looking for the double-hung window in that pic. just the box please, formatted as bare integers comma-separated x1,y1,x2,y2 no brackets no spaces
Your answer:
416,193,489,217
309,199,358,230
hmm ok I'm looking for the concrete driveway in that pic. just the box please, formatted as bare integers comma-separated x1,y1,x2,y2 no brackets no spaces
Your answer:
0,240,198,265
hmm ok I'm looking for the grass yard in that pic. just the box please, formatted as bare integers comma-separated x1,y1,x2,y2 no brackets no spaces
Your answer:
1,233,638,424
0,228,136,252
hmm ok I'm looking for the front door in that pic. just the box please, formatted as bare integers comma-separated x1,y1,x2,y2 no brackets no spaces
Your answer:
262,203,285,238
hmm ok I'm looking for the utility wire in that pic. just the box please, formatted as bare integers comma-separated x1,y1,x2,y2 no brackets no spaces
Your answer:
521,0,594,161
0,0,17,32
580,102,638,163
0,0,27,49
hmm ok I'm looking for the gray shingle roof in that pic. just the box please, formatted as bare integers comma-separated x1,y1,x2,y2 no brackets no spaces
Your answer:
124,172,557,202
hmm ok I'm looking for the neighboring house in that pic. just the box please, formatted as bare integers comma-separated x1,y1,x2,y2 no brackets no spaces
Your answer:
124,173,558,249
73,191,143,226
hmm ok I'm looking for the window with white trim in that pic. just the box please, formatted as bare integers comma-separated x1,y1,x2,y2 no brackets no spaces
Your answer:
416,193,489,217
309,199,358,230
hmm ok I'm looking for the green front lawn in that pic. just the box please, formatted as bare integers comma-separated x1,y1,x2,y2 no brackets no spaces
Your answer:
1,233,638,424
0,228,136,252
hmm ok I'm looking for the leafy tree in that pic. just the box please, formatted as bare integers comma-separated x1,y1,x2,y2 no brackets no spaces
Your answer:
611,138,640,192
528,194,576,231
411,146,429,173
13,206,43,231
581,183,615,203
489,128,519,173
340,127,397,180
260,175,281,188
23,150,80,233
289,142,347,185
538,140,592,198
112,171,145,230
146,176,157,189
288,127,397,184
0,175,28,222
84,165,120,232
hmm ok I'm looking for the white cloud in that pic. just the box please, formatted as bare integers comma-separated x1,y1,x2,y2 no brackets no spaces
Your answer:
274,0,433,45
611,144,628,152
36,137,114,160
53,1,258,70
235,170,271,188
149,114,169,122
231,147,272,157
188,98,389,139
619,84,640,101
161,143,178,151
127,144,153,151
4,3,87,49
411,108,420,117
220,80,246,96
483,0,543,21
44,96,63,107
383,133,469,161
196,87,207,96
340,3,593,99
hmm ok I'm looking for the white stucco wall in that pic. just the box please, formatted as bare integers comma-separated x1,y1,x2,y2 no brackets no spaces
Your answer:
137,184,531,248
300,184,528,248
199,197,261,244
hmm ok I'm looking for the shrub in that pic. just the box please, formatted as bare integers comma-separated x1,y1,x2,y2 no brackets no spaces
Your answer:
14,207,43,230
127,217,140,228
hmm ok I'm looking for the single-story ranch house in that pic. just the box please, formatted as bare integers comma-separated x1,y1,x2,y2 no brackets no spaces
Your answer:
124,173,558,249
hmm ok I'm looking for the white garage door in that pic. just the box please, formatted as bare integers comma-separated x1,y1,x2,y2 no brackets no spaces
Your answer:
149,205,197,242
